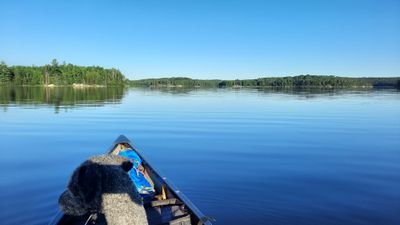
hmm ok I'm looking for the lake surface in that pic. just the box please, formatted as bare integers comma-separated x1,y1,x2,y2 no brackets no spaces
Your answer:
0,86,399,225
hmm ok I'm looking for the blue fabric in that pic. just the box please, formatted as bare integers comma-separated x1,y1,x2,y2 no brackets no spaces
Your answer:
118,150,154,195
119,150,142,167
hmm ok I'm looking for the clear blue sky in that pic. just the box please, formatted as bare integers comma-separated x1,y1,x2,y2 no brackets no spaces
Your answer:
0,0,399,79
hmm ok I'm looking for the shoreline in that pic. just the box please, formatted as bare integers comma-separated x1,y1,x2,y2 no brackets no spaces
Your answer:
1,84,398,89
134,85,374,88
0,84,110,88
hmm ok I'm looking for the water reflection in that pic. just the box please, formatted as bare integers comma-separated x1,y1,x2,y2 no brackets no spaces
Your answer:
0,86,399,225
0,86,126,113
131,86,400,98
0,86,398,112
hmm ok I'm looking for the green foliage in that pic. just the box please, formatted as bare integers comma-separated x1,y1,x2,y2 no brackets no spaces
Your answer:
0,59,126,86
130,75,400,88
129,77,221,88
0,61,14,83
2,60,398,89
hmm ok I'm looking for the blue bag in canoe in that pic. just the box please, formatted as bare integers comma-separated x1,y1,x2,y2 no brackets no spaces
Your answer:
118,150,155,196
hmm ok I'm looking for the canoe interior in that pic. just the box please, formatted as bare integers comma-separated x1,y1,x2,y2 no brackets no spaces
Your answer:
51,136,211,225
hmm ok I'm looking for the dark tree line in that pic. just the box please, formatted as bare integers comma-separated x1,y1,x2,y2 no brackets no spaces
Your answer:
0,60,126,85
130,75,400,88
129,77,221,88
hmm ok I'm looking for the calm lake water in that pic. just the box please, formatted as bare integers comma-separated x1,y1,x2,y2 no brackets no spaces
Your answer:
0,86,399,225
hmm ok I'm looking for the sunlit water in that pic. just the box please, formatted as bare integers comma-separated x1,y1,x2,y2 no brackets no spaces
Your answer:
0,87,399,225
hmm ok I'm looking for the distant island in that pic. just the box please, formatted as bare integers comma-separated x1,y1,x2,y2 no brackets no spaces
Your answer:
1,60,399,88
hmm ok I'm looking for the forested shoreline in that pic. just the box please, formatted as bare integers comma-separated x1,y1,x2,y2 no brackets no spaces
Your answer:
0,60,125,86
1,60,399,88
130,76,400,88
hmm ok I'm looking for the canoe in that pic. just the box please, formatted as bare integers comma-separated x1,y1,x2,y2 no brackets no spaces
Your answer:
49,135,212,225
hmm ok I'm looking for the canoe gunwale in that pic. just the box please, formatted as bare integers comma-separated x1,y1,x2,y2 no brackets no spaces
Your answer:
111,135,212,225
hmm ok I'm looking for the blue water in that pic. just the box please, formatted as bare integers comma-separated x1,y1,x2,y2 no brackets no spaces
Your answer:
0,87,399,225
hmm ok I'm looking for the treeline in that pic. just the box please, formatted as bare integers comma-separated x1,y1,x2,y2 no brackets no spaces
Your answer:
130,75,400,88
0,60,125,85
2,60,398,88
129,77,221,88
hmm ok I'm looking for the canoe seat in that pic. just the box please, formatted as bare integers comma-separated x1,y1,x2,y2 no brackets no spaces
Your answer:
145,198,192,225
